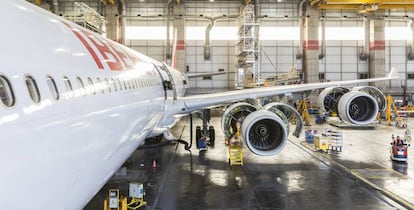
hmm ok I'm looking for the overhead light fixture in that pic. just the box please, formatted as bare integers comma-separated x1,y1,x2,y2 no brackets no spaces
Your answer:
209,0,214,2
358,4,378,14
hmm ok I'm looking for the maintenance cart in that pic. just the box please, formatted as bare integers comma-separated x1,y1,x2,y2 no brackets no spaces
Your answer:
326,129,343,152
390,139,410,162
314,134,329,153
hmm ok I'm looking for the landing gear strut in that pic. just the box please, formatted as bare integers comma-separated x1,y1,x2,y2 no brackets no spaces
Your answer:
195,109,215,149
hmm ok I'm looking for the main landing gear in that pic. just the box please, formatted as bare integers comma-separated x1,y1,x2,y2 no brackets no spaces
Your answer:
195,109,216,150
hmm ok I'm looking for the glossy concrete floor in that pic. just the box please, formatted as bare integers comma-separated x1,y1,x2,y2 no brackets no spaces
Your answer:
85,115,414,210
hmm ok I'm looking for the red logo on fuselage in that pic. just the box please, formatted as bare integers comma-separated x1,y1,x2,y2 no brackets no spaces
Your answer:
62,21,139,71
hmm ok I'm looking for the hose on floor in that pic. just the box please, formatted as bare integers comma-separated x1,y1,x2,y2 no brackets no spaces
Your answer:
175,114,193,151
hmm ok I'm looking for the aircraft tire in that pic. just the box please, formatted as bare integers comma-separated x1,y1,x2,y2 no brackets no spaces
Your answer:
196,126,201,149
209,126,215,146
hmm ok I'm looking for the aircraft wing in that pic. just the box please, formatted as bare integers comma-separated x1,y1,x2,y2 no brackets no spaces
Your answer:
186,72,226,78
172,68,398,115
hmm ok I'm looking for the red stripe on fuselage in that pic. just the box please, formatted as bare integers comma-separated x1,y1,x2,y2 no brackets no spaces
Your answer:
109,43,139,70
62,21,140,71
62,22,104,69
81,29,123,71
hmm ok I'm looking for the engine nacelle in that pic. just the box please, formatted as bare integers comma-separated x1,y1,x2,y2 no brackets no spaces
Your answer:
317,87,350,114
263,102,303,138
352,86,386,112
337,91,379,125
221,102,258,139
241,110,288,156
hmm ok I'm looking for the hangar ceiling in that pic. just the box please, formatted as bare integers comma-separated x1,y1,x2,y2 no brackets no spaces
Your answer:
310,0,414,10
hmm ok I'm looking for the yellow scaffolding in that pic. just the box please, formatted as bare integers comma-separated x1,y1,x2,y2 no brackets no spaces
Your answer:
385,95,403,126
295,100,311,126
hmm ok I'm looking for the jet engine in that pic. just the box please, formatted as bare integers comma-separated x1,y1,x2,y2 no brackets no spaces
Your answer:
241,110,287,156
337,91,378,125
221,102,302,156
352,86,386,112
317,86,383,125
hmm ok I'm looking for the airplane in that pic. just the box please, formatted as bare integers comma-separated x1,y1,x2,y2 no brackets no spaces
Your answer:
0,1,398,209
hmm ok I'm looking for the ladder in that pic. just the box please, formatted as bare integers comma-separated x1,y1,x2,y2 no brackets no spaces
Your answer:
385,95,402,125
229,144,243,166
295,99,311,126
228,122,243,166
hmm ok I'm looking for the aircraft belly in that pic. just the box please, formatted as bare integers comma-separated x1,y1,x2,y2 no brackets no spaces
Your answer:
0,97,164,209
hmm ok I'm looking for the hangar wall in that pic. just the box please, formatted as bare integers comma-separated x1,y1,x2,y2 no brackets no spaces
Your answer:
56,1,414,99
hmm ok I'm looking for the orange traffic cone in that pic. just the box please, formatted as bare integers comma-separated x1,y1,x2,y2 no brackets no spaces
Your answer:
152,160,157,168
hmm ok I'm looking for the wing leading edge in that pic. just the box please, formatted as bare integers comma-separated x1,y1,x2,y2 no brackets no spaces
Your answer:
170,68,398,116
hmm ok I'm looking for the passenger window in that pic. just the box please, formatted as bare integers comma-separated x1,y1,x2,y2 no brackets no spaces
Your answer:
104,78,111,93
138,79,142,88
131,79,136,89
87,77,96,95
111,78,117,92
134,79,139,89
96,77,104,94
0,75,15,107
63,76,74,98
46,76,59,100
76,77,86,96
123,80,128,90
117,78,123,91
25,75,41,103
128,80,132,89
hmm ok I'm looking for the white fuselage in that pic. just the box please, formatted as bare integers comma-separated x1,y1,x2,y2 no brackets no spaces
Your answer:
0,1,186,209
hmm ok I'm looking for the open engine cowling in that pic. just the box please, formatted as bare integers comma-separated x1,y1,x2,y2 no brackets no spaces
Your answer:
221,102,258,139
241,110,288,156
222,102,300,156
317,87,350,114
338,91,379,125
352,86,386,112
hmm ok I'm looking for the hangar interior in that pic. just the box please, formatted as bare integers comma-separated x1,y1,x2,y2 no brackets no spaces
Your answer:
27,0,414,209
33,0,414,96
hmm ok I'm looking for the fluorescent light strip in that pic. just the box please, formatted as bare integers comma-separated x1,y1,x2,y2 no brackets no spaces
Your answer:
125,26,412,41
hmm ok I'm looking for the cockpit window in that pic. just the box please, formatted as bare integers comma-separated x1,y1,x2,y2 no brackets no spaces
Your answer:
46,76,59,100
0,75,15,107
25,75,41,103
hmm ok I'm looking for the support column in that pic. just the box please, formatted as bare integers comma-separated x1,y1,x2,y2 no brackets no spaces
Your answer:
302,6,319,83
369,15,386,88
104,4,119,41
173,4,186,72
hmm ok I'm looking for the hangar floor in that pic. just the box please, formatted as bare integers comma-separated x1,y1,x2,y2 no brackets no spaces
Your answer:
85,114,414,210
